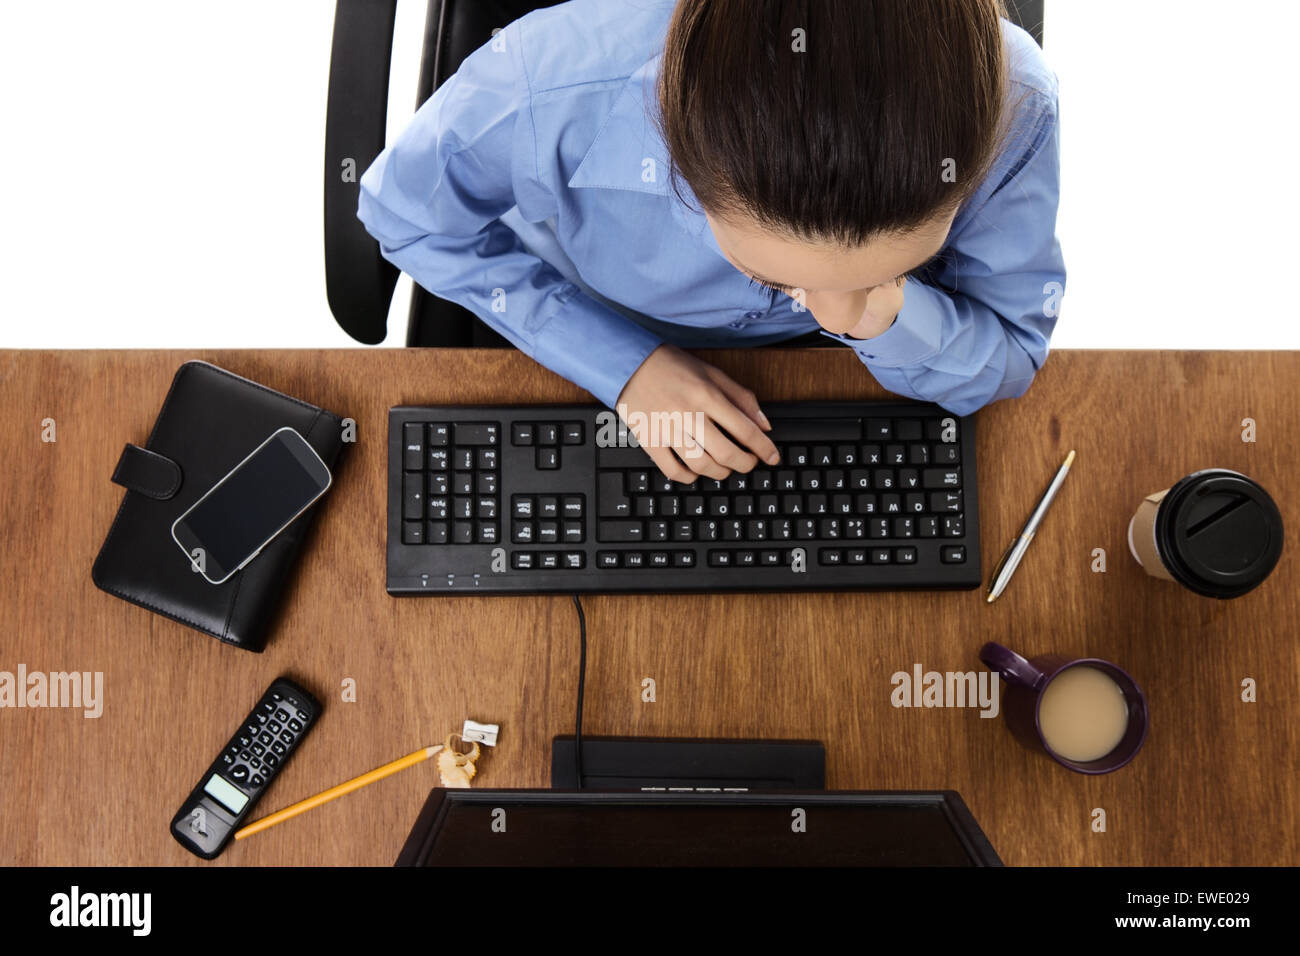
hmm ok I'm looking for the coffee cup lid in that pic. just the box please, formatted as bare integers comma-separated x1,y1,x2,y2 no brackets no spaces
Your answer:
1157,469,1284,598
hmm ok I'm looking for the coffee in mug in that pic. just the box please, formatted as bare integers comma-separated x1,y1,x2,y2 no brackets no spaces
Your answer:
1128,469,1283,598
1037,665,1129,763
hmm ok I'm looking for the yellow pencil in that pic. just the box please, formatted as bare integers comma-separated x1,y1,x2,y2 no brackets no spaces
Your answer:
234,745,442,841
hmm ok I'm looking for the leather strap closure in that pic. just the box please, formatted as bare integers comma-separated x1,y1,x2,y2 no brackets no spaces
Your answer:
111,443,182,500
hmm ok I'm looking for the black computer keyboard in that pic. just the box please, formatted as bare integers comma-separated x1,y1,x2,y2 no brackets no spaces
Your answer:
387,402,980,594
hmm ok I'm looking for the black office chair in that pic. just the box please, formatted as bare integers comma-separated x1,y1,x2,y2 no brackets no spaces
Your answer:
323,0,1044,348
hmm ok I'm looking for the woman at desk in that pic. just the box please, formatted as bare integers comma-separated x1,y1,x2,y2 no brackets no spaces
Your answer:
358,0,1064,483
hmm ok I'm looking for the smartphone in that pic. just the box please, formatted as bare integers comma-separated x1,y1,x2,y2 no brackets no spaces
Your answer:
171,427,332,584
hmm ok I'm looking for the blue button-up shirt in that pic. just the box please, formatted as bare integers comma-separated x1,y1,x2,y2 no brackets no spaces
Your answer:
358,0,1064,416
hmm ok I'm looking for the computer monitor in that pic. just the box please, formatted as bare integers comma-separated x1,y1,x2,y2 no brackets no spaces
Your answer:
396,790,1002,866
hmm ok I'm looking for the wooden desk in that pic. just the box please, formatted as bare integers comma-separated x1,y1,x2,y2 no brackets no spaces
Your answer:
1,348,1296,866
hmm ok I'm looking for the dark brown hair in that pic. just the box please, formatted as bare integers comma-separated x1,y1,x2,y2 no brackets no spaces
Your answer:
656,0,1009,247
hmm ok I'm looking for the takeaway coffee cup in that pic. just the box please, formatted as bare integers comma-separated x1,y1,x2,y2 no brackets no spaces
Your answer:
1127,469,1283,598
979,643,1148,775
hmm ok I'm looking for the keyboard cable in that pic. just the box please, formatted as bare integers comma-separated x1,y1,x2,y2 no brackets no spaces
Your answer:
571,594,587,790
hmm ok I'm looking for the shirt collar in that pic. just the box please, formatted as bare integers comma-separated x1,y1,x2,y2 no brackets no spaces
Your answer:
566,54,725,258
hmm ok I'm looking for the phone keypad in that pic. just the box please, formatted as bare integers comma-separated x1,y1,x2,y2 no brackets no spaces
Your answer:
219,688,313,802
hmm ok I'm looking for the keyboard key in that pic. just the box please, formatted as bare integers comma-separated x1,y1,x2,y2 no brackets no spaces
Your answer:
403,474,423,519
452,472,473,495
452,449,474,471
598,520,644,542
512,521,534,543
598,472,630,517
477,522,498,544
673,550,696,568
562,496,584,518
402,520,423,545
760,550,782,566
894,419,922,441
536,447,560,470
476,472,498,494
537,521,559,544
562,422,584,445
539,552,560,570
870,548,892,564
538,497,559,518
941,545,967,563
513,496,534,519
649,551,670,568
943,516,965,537
452,497,473,519
428,424,450,447
735,550,756,566
564,552,585,569
623,552,645,568
865,419,892,440
819,548,843,565
454,423,498,445
563,521,584,543
596,551,619,568
511,422,535,445
847,548,867,564
708,550,732,567
427,520,448,544
512,548,537,567
628,471,650,493
895,546,917,564
923,468,961,489
427,472,449,495
918,516,939,538
402,424,424,470
932,443,960,464
453,521,474,543
930,491,963,513
427,448,449,471
767,419,861,442
537,424,558,445
477,448,498,470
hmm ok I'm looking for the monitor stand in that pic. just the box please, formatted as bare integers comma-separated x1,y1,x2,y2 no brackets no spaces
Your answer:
550,736,825,791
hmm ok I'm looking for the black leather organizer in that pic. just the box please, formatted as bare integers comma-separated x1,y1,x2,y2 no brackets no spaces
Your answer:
92,361,347,652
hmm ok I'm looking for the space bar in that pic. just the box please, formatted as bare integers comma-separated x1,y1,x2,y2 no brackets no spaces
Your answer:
766,419,861,442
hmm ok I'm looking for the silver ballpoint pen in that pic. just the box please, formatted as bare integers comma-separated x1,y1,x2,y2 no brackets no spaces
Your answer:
986,449,1076,603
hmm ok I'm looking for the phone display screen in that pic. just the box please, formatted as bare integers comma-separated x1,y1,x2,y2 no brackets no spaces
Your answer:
174,431,329,582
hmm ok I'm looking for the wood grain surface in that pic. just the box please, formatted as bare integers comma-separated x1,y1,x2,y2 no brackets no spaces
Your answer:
0,348,1295,866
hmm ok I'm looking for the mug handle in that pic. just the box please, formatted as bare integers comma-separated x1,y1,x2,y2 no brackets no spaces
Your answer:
979,642,1047,691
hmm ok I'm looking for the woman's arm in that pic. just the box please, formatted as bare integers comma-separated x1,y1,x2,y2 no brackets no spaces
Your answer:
356,23,664,409
820,84,1065,416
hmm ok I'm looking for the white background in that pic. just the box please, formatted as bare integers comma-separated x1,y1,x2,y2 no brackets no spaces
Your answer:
1,0,1297,349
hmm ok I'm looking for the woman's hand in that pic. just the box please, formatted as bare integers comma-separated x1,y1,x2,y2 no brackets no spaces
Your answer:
615,344,780,482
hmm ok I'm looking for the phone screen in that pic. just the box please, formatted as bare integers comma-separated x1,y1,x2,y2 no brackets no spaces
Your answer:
173,428,331,583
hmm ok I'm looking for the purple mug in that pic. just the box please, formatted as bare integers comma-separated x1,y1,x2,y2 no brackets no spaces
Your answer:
978,642,1149,774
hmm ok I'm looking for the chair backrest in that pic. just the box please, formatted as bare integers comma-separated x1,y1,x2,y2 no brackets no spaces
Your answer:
324,0,1045,346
